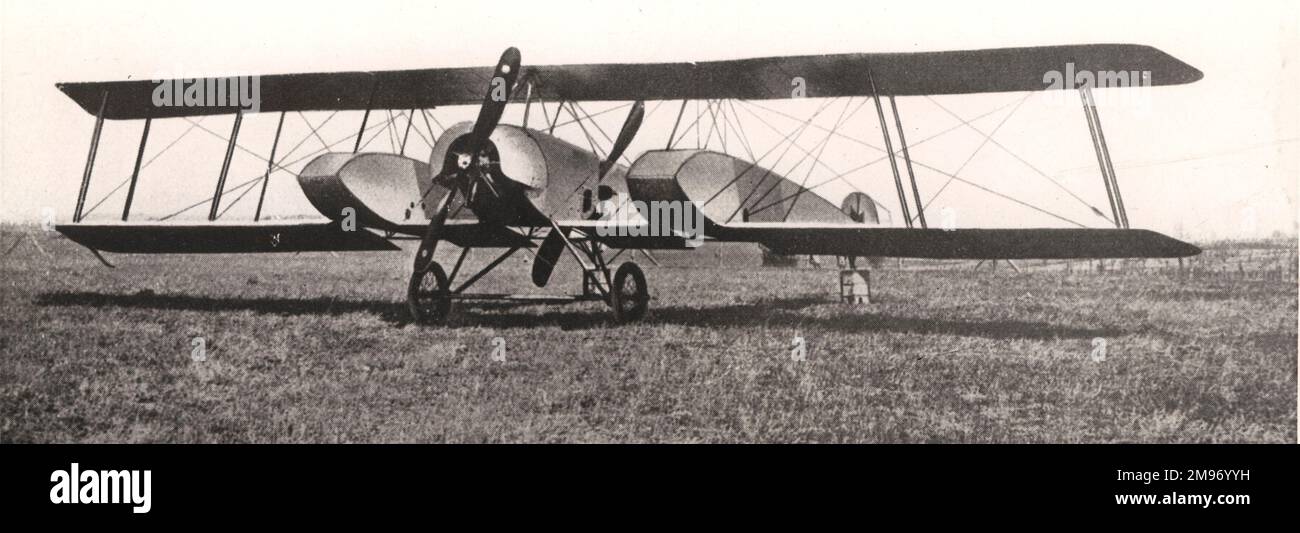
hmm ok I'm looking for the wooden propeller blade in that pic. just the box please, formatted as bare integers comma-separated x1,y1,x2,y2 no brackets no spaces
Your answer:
413,188,457,272
467,47,522,154
531,227,568,288
598,100,644,180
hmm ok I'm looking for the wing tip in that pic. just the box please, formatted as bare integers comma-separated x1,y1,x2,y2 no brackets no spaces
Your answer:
1137,229,1201,258
1174,239,1203,258
1141,44,1204,86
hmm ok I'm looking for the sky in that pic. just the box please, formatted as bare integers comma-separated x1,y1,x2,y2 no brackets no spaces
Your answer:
1,0,1296,241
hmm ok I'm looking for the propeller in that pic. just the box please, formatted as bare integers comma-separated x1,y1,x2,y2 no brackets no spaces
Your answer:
460,46,522,200
597,100,644,180
537,102,644,288
467,47,522,158
413,188,455,271
414,47,522,271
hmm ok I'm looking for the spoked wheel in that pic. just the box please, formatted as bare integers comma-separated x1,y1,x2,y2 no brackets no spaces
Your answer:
407,262,451,325
608,262,649,323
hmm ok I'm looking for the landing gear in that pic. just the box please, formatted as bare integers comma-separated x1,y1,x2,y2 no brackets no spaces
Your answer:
402,235,651,325
608,262,648,323
407,261,451,324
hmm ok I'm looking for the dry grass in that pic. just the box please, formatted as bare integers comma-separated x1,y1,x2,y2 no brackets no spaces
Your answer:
1,225,1294,442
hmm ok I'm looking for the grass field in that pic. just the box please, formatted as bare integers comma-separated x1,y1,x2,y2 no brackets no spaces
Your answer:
1,225,1295,443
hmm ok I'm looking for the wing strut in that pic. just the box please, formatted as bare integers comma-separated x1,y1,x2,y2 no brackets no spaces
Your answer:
867,68,914,228
400,108,415,155
889,96,927,229
254,111,287,221
207,110,243,221
121,117,151,221
74,90,108,223
1080,86,1130,228
521,78,535,128
667,99,688,149
353,79,378,153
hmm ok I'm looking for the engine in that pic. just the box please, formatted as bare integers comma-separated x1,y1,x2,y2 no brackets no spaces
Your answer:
428,122,626,225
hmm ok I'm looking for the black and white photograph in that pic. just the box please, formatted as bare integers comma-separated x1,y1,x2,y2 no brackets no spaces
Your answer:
0,0,1295,519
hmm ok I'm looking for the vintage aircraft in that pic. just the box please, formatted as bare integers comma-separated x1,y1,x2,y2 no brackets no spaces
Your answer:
55,45,1203,323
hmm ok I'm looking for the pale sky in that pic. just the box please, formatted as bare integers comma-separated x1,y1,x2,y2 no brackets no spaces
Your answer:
2,0,1296,240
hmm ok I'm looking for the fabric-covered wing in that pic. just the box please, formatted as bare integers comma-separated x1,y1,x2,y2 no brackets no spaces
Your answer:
708,224,1201,259
390,220,535,249
552,220,700,250
391,220,696,250
56,222,400,254
58,44,1201,119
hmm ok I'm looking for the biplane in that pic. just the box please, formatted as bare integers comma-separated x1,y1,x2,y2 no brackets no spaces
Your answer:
54,45,1203,323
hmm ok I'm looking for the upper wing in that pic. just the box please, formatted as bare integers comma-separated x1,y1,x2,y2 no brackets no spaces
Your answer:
709,223,1201,259
58,44,1201,120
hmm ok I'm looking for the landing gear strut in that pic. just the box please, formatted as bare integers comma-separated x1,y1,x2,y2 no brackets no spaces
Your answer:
403,239,651,325
548,223,651,324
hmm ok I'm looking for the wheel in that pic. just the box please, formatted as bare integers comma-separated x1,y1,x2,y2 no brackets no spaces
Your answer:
407,262,451,324
609,262,649,323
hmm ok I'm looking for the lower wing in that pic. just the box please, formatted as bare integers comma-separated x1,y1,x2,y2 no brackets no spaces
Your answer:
708,224,1200,259
57,220,1200,260
56,222,399,253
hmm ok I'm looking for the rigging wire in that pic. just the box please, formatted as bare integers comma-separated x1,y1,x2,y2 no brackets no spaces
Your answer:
80,119,203,218
923,95,1114,225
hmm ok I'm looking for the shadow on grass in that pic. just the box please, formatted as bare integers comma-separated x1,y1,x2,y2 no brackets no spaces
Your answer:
36,290,1121,340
